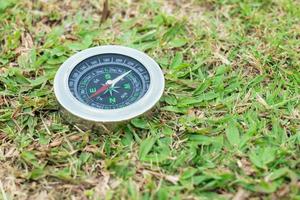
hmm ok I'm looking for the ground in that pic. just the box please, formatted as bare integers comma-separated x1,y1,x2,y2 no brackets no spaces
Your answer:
0,0,299,199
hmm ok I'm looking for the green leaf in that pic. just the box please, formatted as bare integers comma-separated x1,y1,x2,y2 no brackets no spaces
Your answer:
189,135,214,145
131,41,158,51
79,152,91,165
67,35,93,51
128,180,139,200
47,56,67,65
193,80,210,95
267,168,289,181
180,167,198,180
155,187,168,200
0,0,16,11
261,147,276,165
29,168,45,180
170,52,183,68
249,151,264,169
173,63,190,71
121,127,134,146
216,65,230,75
38,133,50,145
225,121,240,147
178,97,203,106
21,151,41,168
239,131,252,148
169,38,187,48
164,95,177,105
249,147,276,169
139,137,156,160
52,168,72,180
0,109,12,122
161,126,173,136
29,76,48,87
161,106,188,114
254,181,278,193
131,118,149,129
163,23,184,41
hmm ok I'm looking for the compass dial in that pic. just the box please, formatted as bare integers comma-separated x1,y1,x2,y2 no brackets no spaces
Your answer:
68,54,150,109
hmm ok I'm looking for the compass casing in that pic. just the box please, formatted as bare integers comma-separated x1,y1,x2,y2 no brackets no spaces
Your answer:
54,45,164,129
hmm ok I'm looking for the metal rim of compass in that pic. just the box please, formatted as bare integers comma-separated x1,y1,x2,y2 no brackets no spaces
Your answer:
54,45,165,122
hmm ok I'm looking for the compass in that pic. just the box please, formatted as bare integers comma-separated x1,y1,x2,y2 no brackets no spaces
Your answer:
54,45,164,125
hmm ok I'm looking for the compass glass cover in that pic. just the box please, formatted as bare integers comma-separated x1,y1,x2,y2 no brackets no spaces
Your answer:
68,54,151,109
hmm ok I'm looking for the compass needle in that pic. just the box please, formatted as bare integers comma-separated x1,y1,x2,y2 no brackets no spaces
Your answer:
110,70,132,87
90,70,132,98
90,83,110,97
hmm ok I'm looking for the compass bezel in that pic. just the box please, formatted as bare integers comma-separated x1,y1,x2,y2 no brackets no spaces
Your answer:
54,45,165,122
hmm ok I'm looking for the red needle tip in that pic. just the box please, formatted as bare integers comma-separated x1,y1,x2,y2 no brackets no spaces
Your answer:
90,84,110,98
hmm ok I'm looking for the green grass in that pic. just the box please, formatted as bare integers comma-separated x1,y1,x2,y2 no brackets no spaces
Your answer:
0,0,299,199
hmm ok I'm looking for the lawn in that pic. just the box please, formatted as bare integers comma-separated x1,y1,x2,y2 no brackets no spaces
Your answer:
0,0,299,199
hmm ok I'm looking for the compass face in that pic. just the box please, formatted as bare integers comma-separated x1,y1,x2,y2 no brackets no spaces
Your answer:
68,54,151,109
